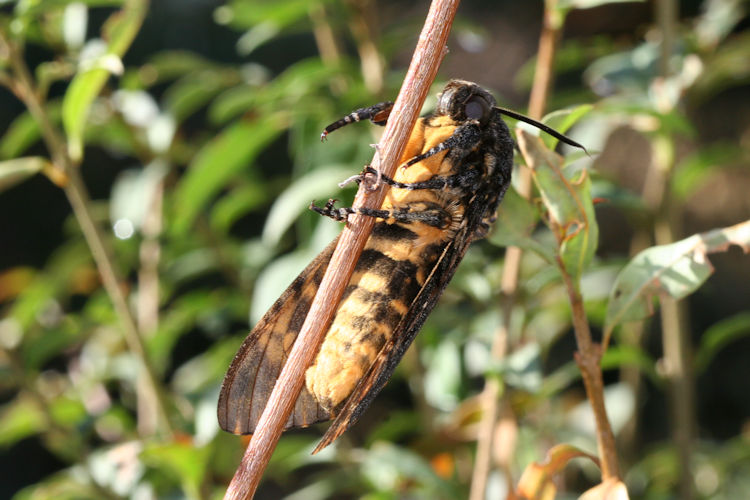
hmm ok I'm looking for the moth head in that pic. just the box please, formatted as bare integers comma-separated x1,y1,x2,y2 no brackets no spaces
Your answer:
438,80,497,125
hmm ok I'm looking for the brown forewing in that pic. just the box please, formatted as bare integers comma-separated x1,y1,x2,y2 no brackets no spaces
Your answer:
217,238,340,435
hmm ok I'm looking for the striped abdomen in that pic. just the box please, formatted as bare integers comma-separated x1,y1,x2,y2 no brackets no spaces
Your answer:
305,222,444,411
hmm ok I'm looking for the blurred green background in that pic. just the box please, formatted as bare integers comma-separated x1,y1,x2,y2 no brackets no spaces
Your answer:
0,0,749,498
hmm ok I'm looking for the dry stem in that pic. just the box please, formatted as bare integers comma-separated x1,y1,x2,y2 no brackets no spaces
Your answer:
222,1,460,498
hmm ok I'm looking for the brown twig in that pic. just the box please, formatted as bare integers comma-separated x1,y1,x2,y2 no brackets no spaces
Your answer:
561,267,620,479
222,1,460,499
469,2,561,498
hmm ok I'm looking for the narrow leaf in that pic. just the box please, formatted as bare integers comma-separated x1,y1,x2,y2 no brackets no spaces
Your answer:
62,0,147,162
541,104,593,150
694,312,750,372
172,115,285,235
261,165,354,247
0,157,50,191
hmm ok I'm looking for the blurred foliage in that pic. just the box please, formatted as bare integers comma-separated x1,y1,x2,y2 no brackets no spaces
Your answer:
0,0,749,499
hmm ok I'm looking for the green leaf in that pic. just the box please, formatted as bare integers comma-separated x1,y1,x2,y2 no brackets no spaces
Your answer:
557,0,645,10
163,72,238,122
172,115,285,235
22,322,82,370
517,129,598,281
211,182,271,232
223,0,316,30
360,442,458,496
261,164,353,247
0,157,50,191
0,396,46,447
140,50,220,84
141,441,210,499
541,104,594,151
0,102,61,160
62,0,147,162
694,312,750,373
604,220,750,337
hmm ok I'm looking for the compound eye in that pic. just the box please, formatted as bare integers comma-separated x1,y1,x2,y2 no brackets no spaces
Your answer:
464,95,491,123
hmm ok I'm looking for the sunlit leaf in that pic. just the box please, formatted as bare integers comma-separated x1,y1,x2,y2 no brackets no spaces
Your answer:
163,72,239,122
261,164,353,247
172,114,286,235
360,442,458,497
210,182,271,232
541,104,594,151
10,468,98,500
223,0,316,30
140,50,220,84
141,440,210,499
604,220,750,338
62,0,147,162
22,322,82,370
0,396,46,447
0,103,61,160
0,157,50,191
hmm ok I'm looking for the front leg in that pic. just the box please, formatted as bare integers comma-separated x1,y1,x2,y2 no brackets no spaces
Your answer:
310,199,453,228
320,101,394,141
342,165,481,192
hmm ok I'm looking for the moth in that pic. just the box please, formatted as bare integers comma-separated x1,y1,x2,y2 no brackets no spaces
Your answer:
218,80,584,453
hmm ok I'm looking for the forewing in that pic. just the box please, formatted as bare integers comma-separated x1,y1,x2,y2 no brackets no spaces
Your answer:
313,223,476,453
218,238,339,435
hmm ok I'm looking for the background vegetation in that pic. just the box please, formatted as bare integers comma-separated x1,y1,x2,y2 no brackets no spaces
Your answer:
0,0,749,499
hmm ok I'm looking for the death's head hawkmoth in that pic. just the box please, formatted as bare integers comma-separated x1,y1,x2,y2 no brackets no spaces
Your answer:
218,80,584,453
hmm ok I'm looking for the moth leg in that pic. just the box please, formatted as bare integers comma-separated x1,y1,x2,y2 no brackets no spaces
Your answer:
400,122,482,168
311,199,452,228
343,165,475,192
321,101,395,141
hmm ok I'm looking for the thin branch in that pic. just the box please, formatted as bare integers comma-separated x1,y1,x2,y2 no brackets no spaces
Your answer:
223,1,460,498
560,265,619,479
0,27,173,437
469,1,561,497
515,129,620,480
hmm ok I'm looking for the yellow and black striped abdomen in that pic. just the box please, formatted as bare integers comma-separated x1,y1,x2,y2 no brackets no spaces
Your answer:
305,220,447,411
